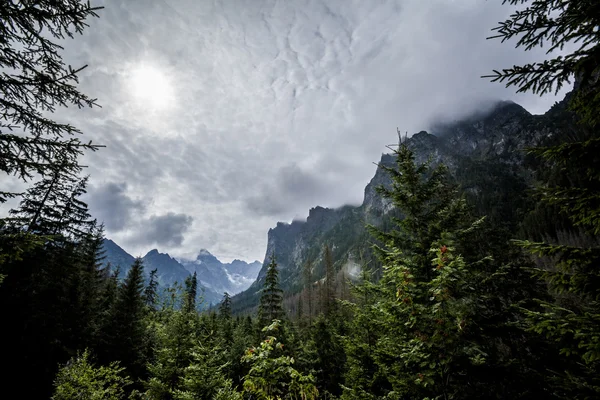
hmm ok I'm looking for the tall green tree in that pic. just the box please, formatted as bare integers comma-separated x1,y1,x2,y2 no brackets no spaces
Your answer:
322,244,336,317
0,0,104,202
183,272,198,313
0,171,101,398
219,292,232,319
107,258,148,381
258,253,284,328
356,140,486,399
144,268,160,309
488,1,600,397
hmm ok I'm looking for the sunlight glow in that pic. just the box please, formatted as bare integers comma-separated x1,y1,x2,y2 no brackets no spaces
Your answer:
129,64,175,111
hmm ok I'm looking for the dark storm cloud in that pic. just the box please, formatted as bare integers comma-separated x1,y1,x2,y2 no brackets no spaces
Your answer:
132,212,194,248
245,163,327,217
85,182,146,232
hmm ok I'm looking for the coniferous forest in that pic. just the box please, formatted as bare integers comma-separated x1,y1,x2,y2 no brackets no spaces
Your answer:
1,1,599,399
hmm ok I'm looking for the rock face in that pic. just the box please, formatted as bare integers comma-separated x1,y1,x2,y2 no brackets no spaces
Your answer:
231,96,573,314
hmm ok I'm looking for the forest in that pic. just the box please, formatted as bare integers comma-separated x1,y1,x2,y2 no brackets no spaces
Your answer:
0,1,599,399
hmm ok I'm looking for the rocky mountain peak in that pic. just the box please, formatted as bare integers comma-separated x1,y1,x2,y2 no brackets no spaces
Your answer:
145,249,160,257
196,248,220,264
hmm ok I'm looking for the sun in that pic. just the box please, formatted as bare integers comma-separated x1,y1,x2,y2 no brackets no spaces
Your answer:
128,64,175,110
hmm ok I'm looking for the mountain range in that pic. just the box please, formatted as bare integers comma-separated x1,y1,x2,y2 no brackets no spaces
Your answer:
100,239,261,306
102,94,574,314
229,96,575,314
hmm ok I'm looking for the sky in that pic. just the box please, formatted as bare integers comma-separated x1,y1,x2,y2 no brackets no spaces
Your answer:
1,0,569,263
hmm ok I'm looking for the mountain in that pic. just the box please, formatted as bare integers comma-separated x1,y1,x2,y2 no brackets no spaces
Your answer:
141,249,223,305
101,239,135,278
231,98,573,314
100,240,261,306
178,249,262,296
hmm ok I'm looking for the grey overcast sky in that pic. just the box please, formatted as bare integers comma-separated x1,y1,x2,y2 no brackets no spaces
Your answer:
1,0,569,262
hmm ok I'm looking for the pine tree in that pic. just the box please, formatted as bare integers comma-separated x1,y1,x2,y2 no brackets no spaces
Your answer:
109,258,148,381
219,292,232,319
302,258,314,325
144,268,159,309
353,139,487,399
6,168,94,240
0,1,104,202
323,244,336,317
145,302,199,399
258,253,284,328
0,170,99,398
183,272,198,313
488,1,600,397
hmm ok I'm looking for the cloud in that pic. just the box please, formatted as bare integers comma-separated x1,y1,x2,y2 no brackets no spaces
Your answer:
132,212,194,248
39,0,570,262
85,182,145,232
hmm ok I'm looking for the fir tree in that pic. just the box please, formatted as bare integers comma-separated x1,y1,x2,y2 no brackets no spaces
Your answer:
0,1,104,202
323,244,336,317
302,258,314,325
488,1,600,397
183,272,198,313
0,170,99,398
219,292,232,318
354,139,487,399
258,253,284,328
109,258,148,381
6,168,94,239
144,268,159,309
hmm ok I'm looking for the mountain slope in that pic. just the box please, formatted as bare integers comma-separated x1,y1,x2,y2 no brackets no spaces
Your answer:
231,98,572,314
101,239,135,278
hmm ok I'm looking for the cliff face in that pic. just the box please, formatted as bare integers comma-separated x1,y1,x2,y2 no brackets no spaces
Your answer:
231,96,573,314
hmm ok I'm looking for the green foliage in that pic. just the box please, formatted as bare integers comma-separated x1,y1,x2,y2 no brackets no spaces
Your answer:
145,307,199,399
259,253,285,327
145,269,160,309
175,339,237,400
484,0,600,126
52,349,131,400
242,320,318,400
183,272,198,313
220,292,232,319
487,1,600,397
104,258,149,381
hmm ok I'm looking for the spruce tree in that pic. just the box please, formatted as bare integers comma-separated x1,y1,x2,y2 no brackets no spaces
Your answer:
0,169,99,398
144,268,159,309
0,1,104,202
258,253,284,328
488,1,600,397
219,292,232,319
109,258,148,381
323,244,336,317
346,139,488,399
302,258,314,325
183,271,198,313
